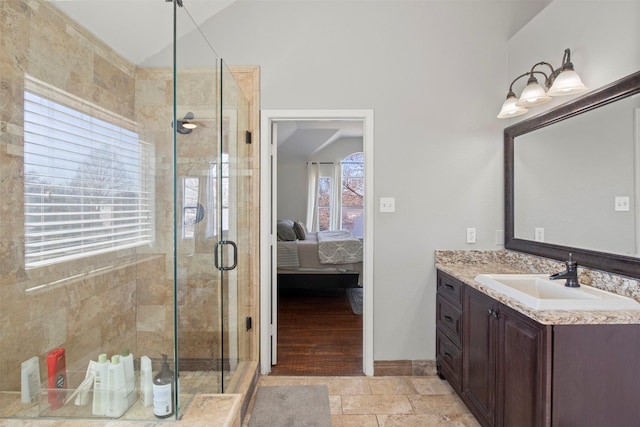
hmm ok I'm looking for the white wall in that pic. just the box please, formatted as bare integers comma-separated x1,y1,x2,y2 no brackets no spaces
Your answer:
159,0,548,361
197,1,543,361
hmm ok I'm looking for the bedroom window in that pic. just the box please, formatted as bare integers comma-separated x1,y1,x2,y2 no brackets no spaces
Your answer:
23,75,154,269
341,152,364,233
317,176,332,231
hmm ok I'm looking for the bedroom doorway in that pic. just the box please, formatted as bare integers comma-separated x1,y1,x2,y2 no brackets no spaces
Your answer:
260,110,374,376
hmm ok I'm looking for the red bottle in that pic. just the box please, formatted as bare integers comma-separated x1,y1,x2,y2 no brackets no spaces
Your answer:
46,348,67,410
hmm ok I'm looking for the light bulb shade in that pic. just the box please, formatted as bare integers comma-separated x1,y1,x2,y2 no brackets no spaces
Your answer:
516,81,552,107
497,96,529,119
547,69,588,96
182,122,197,129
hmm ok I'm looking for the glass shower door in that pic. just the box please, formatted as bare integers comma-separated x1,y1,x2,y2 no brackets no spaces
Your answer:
217,60,251,392
173,3,251,416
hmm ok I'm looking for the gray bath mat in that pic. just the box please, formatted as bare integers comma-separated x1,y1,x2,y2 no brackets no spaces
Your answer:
248,385,331,427
346,287,363,315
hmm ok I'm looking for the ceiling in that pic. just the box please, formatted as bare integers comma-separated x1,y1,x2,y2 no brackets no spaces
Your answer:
49,0,236,65
276,121,364,163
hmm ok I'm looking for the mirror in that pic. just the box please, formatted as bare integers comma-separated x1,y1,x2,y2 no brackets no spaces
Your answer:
505,71,640,279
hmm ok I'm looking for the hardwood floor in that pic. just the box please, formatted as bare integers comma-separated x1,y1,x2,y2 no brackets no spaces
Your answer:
271,287,363,376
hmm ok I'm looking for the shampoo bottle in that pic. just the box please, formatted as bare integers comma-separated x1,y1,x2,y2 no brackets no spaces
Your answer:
139,356,153,407
92,353,109,416
46,348,67,410
106,354,126,418
152,354,174,418
120,348,135,396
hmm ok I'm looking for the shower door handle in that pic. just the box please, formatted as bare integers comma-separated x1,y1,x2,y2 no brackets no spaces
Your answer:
214,240,238,271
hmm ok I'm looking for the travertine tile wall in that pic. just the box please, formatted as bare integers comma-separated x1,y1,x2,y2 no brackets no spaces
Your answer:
0,0,260,394
0,0,144,391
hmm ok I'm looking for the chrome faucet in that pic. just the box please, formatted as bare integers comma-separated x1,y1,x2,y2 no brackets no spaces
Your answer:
549,253,580,287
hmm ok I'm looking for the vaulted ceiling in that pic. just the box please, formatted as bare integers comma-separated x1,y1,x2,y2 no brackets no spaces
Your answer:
49,0,236,65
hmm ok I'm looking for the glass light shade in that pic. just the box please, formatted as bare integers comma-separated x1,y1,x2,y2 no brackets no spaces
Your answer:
497,96,529,119
182,122,197,129
547,69,588,96
516,81,552,107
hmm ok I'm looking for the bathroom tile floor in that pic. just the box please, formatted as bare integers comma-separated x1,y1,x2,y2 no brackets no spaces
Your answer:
242,375,480,427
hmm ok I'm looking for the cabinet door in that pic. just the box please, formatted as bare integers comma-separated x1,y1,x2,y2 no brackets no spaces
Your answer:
497,304,551,427
463,287,497,427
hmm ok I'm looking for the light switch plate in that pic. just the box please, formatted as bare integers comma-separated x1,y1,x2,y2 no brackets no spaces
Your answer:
380,197,395,212
615,196,630,211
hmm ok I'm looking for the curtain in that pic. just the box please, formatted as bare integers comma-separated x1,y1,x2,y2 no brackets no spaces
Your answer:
306,162,343,232
306,162,320,232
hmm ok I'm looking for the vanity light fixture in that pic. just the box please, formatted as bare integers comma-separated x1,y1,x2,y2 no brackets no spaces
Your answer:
497,48,588,119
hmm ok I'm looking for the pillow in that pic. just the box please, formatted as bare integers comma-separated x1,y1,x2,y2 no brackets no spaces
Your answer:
293,221,307,240
276,219,297,241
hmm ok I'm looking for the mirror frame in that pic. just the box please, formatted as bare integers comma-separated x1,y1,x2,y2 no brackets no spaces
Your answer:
505,70,640,279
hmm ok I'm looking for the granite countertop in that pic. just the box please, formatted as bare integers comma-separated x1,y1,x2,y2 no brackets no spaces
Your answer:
435,250,640,326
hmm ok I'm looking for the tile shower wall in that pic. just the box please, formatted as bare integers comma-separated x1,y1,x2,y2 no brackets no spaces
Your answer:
0,0,260,393
0,0,147,390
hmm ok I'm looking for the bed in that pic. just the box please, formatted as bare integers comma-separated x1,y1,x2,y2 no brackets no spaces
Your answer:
276,220,363,287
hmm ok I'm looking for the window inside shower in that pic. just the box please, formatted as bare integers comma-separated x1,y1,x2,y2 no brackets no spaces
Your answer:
23,75,154,269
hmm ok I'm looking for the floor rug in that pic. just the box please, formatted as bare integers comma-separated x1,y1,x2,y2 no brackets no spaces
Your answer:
248,385,331,427
346,287,363,315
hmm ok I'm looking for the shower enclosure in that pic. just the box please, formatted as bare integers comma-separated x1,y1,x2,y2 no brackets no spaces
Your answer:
0,0,258,422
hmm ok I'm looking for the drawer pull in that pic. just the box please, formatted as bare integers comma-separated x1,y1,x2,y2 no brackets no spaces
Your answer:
444,315,453,323
444,283,455,291
488,308,500,319
443,352,453,360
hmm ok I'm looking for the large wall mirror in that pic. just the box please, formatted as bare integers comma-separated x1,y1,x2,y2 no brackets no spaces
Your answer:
505,70,640,279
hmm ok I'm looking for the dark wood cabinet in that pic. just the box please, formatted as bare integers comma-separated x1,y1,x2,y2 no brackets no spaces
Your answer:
462,286,498,426
436,272,464,393
436,270,640,427
496,300,550,427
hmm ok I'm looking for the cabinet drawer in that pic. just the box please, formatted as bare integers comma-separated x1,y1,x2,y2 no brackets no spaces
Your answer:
437,295,463,346
437,271,463,307
436,334,462,391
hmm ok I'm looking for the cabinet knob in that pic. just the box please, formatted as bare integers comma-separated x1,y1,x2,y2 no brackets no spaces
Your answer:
488,308,500,319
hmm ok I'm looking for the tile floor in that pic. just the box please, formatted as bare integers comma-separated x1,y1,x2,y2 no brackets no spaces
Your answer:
242,375,480,427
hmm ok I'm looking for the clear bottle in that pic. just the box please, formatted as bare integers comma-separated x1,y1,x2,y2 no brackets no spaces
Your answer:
105,354,126,417
92,354,109,416
139,356,153,407
152,354,174,418
120,348,135,396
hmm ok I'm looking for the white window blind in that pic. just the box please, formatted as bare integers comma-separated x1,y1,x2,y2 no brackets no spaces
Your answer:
23,75,154,269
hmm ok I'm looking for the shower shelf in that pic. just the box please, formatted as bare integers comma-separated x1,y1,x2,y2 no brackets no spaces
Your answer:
38,371,139,419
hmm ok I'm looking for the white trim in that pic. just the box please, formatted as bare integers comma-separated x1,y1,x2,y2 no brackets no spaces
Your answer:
260,109,375,376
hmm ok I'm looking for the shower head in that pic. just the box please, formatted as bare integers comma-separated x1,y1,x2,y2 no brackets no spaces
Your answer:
173,112,197,134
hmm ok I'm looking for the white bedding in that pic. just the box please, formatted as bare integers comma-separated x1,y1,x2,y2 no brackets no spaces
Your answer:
317,230,363,264
277,240,300,268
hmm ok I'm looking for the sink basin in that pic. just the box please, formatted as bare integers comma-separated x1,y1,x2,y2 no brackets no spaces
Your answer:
473,274,640,311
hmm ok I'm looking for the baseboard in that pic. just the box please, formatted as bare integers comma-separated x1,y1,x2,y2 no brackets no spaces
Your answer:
373,360,437,376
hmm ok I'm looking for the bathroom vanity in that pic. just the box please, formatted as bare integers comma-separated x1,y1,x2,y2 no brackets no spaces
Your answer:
436,267,640,427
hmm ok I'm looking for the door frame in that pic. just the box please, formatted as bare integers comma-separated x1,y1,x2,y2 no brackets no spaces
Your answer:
259,109,374,376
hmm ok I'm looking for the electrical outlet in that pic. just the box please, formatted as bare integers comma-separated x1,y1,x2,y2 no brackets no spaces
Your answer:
615,196,630,212
466,228,477,244
534,227,544,242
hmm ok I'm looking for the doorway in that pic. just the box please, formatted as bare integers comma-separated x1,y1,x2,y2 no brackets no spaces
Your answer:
260,110,374,376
